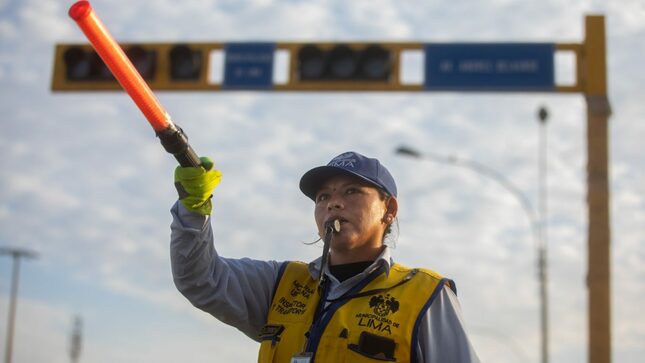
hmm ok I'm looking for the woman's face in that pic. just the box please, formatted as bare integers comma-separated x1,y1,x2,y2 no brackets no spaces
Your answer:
314,174,397,264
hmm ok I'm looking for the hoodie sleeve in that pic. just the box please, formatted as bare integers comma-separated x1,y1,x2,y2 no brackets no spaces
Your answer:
170,201,283,342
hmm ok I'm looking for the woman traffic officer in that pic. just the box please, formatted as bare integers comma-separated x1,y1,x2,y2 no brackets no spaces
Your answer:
170,151,480,362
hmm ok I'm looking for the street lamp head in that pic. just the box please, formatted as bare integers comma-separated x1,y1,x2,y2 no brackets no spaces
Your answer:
0,247,38,259
538,106,549,123
394,145,422,158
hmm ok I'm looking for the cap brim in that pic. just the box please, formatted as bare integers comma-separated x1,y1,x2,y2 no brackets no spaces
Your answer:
299,165,383,201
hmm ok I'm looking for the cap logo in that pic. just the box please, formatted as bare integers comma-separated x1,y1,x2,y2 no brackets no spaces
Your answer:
328,152,357,169
328,159,356,168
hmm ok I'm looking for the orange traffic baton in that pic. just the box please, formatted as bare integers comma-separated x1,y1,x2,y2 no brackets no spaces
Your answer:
68,1,201,167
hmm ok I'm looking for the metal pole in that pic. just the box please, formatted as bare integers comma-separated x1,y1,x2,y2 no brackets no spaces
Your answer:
583,16,612,363
538,106,550,363
69,316,82,363
4,257,20,363
0,248,37,363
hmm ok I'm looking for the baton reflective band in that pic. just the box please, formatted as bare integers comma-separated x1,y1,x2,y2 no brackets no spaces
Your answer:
68,1,201,167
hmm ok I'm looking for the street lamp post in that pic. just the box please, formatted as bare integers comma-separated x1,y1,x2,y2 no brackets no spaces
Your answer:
537,106,550,363
69,315,83,363
395,145,547,363
0,247,38,363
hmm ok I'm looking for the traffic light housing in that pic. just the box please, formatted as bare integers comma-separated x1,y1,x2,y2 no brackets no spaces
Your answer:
53,44,157,90
297,44,392,82
52,42,212,91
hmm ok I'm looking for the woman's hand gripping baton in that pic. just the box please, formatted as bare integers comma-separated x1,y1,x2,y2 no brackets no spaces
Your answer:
68,1,201,167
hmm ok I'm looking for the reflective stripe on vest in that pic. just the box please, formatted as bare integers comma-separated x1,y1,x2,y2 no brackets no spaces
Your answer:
257,261,452,363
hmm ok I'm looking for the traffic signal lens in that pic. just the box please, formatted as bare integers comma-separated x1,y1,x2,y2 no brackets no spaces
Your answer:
298,45,325,80
126,46,156,80
63,47,92,80
360,45,391,80
90,51,114,80
328,45,358,79
169,45,202,80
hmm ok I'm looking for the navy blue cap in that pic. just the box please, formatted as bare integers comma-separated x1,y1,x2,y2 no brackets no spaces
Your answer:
299,151,397,201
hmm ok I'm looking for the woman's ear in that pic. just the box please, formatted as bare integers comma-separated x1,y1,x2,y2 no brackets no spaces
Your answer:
383,197,398,223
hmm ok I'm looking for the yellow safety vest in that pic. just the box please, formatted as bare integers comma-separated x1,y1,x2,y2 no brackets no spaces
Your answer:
258,261,453,363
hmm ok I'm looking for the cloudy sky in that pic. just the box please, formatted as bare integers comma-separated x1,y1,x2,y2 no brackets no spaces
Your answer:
1,0,643,362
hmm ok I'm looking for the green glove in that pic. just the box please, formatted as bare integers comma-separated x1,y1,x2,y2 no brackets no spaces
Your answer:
174,156,222,216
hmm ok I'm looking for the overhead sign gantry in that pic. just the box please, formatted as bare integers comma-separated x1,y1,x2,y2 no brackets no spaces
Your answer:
53,39,582,94
51,15,612,363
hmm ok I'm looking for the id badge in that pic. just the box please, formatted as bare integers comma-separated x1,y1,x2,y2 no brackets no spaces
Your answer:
290,352,313,363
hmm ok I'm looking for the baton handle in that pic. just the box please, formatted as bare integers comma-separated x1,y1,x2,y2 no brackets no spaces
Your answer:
68,1,200,167
156,124,202,168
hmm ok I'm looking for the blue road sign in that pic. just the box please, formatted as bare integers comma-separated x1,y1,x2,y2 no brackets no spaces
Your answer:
424,43,555,91
223,43,275,89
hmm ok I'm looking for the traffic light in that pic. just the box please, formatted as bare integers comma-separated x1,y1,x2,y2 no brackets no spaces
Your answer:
51,43,212,91
169,44,203,81
56,44,158,86
296,44,393,82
